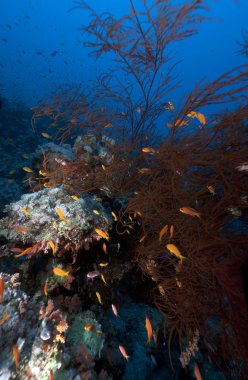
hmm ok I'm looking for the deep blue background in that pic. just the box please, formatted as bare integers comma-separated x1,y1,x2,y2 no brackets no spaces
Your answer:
1,0,247,109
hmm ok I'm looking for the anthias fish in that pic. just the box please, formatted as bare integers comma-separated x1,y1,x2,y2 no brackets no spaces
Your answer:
145,315,153,344
95,228,109,241
119,345,130,360
53,267,69,277
179,207,201,218
166,244,185,260
56,208,67,221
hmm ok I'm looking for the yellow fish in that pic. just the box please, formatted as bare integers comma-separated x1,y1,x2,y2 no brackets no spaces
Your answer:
38,170,47,176
111,211,118,221
0,311,10,325
56,208,67,221
21,207,31,216
93,209,100,215
49,240,56,256
41,132,52,139
101,274,108,286
95,228,109,241
53,267,69,277
71,195,80,201
15,246,33,258
96,291,103,305
22,166,33,173
99,262,109,267
166,244,185,260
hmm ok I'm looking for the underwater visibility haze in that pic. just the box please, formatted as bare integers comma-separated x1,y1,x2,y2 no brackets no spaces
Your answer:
0,0,248,379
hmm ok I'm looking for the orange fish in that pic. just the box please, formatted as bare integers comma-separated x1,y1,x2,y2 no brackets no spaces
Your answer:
111,304,118,317
53,267,69,277
104,123,112,128
21,207,31,216
103,243,108,254
0,278,4,303
49,240,56,256
169,225,174,239
179,207,201,218
207,185,216,195
166,244,185,260
22,166,33,173
111,211,118,221
142,147,158,154
137,106,141,113
41,132,52,139
13,344,19,371
139,234,147,243
95,228,109,241
159,225,168,242
138,168,152,174
196,112,206,125
44,280,48,296
145,315,153,344
93,209,100,215
119,345,130,360
49,370,54,380
15,247,33,258
15,226,28,233
194,362,203,380
0,311,10,325
71,195,80,201
84,324,102,334
56,208,67,221
79,343,92,368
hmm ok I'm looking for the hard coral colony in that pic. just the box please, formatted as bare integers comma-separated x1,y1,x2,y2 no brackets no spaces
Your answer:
0,0,248,379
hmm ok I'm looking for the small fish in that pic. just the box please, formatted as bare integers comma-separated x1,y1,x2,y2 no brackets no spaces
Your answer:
49,370,54,380
71,195,80,201
79,342,92,368
41,132,52,139
15,246,33,258
53,267,69,277
104,123,112,128
152,330,158,345
187,111,197,118
119,345,130,360
22,154,29,159
207,185,216,195
166,244,185,260
43,183,51,188
87,270,100,280
159,225,168,242
38,170,47,176
197,112,206,125
139,234,147,243
96,291,103,305
22,166,33,173
236,162,248,172
49,240,56,256
102,164,106,171
194,362,203,380
142,147,158,154
84,324,102,334
101,274,107,286
93,209,100,215
44,280,48,296
21,207,31,216
145,315,153,344
9,169,16,175
169,225,174,239
0,311,10,325
0,278,4,303
15,226,28,233
164,101,174,110
13,344,19,371
56,208,67,221
95,228,109,241
99,262,108,267
137,106,141,113
111,304,118,317
138,168,152,174
103,243,108,254
111,211,118,221
179,207,201,218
